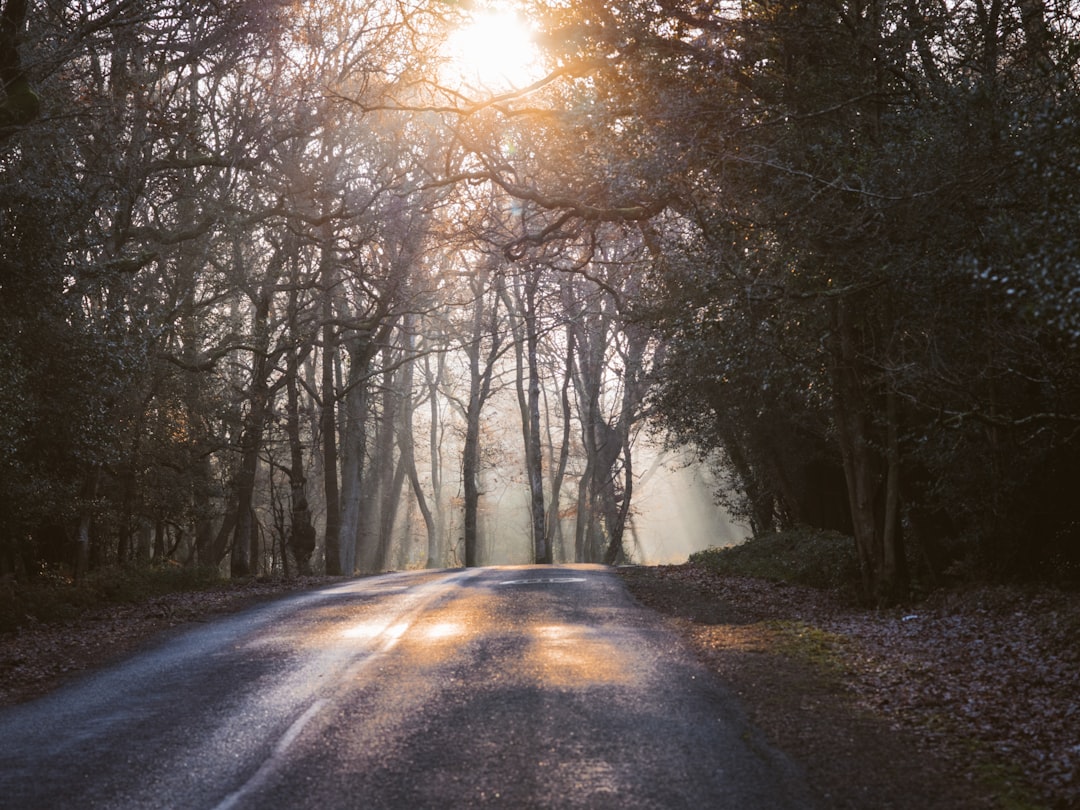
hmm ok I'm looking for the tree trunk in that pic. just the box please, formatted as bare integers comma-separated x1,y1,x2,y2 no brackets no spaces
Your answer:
338,336,375,575
373,454,405,572
571,332,602,563
338,381,366,576
73,466,101,584
396,324,437,566
574,458,594,563
424,353,445,566
152,521,165,563
603,438,634,565
462,270,502,567
321,309,342,575
567,281,614,563
365,360,404,573
544,318,575,562
601,322,649,564
174,218,216,570
462,397,482,567
881,384,905,601
230,285,272,579
286,343,316,576
829,297,890,603
524,273,549,564
230,413,264,578
116,462,135,566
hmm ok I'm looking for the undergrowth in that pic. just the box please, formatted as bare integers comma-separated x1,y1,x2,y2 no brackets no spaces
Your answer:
0,565,224,633
689,527,859,594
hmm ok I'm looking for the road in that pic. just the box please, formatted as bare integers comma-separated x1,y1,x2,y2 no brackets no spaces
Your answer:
0,565,816,809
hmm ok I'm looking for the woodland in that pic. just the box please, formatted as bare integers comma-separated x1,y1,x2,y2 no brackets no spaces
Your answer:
1,0,1079,605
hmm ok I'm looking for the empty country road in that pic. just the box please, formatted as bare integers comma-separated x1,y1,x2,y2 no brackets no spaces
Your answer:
0,565,816,809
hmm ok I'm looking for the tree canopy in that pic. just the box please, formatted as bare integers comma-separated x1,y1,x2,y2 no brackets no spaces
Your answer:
2,0,1077,602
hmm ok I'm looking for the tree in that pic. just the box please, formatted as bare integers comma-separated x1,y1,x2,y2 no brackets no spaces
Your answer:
584,0,1080,596
557,227,653,564
6,0,1075,593
0,0,39,136
520,266,551,564
1,0,288,576
459,257,507,567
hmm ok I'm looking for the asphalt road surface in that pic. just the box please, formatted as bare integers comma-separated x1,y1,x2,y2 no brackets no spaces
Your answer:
0,565,816,809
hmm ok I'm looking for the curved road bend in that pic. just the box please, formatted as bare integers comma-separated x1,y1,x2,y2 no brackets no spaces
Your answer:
0,565,817,809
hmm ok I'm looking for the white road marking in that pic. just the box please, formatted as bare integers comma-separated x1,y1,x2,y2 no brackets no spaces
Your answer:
212,568,486,810
211,699,327,810
498,577,588,585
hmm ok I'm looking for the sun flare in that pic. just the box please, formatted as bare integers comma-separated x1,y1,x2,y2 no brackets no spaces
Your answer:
443,9,541,91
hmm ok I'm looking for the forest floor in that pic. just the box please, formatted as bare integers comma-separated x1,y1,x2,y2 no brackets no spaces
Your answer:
619,565,1080,810
1,566,1077,809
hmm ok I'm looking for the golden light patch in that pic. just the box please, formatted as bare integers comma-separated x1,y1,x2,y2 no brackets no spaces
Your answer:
521,624,633,687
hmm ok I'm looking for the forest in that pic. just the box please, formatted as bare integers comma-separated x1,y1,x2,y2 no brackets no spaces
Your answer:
1,0,1078,605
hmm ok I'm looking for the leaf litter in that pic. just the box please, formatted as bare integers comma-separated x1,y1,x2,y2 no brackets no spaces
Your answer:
622,564,1079,809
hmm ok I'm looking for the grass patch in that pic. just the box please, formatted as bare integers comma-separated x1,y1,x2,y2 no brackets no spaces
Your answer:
689,527,860,592
764,619,851,678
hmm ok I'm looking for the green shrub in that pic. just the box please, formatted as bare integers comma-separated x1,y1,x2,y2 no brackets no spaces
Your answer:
689,527,859,591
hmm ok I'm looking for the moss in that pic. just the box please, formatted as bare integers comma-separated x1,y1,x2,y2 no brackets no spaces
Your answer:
764,619,850,678
967,745,1049,810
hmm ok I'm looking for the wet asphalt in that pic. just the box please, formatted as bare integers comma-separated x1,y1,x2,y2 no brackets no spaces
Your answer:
0,565,817,809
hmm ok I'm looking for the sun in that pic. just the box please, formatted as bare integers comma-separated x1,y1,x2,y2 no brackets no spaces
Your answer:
443,8,542,92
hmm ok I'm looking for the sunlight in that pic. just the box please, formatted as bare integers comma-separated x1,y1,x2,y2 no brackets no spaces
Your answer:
341,619,410,640
419,621,465,640
522,623,631,687
341,620,388,639
442,7,542,92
